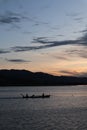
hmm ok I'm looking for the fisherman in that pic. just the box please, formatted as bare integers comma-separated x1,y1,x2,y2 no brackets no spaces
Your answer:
26,93,28,98
31,94,35,98
42,93,45,97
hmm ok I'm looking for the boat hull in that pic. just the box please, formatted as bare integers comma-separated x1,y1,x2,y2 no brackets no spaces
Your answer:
22,95,50,99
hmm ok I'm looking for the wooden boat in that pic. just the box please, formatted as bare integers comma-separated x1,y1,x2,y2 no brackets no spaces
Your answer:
21,94,50,98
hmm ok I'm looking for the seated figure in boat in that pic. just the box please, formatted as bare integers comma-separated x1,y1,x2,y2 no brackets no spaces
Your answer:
31,94,35,98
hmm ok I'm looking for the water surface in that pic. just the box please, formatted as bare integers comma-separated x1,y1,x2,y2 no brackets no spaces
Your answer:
0,85,87,130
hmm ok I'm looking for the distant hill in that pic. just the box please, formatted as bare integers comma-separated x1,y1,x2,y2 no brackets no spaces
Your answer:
0,69,87,86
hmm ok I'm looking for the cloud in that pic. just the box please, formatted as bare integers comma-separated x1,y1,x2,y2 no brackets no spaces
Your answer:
75,29,87,34
79,29,87,33
56,34,64,37
66,12,81,17
26,14,49,27
0,50,10,54
6,58,30,63
0,10,51,31
32,37,79,47
33,37,76,44
0,12,20,24
77,72,87,77
33,32,87,47
0,11,28,29
52,55,69,61
59,70,87,77
22,31,32,35
59,70,78,76
66,47,87,59
11,40,76,52
33,37,49,44
10,31,87,52
11,46,43,52
66,12,84,23
0,26,85,54
73,17,84,22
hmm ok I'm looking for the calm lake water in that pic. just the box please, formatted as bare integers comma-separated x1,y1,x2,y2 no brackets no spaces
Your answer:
0,85,87,130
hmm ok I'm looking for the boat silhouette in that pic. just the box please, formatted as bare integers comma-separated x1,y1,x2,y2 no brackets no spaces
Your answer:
21,93,50,98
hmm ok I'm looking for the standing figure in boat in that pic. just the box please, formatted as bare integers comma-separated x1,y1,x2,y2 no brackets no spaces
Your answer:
26,93,28,98
42,93,45,97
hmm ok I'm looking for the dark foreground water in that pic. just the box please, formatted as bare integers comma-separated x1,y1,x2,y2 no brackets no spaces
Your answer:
0,85,87,130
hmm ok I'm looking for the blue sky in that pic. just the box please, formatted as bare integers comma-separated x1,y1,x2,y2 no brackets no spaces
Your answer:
0,0,87,76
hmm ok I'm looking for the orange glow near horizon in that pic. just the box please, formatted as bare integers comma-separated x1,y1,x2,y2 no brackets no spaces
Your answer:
1,56,87,77
1,0,87,77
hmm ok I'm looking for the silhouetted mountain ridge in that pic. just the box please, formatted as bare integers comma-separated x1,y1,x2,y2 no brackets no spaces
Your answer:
0,69,87,86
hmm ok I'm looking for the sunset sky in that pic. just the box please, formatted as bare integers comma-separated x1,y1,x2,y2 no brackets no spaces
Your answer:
0,0,87,76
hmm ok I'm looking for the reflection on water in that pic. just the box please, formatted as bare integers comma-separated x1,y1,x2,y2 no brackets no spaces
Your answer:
0,85,87,130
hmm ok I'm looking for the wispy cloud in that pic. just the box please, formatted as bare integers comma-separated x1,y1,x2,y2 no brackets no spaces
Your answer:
11,46,43,52
79,29,87,33
75,29,87,34
66,47,87,59
0,26,87,54
32,36,78,45
66,12,85,23
33,32,87,47
74,17,83,21
0,49,10,54
6,58,30,63
0,10,51,32
56,34,64,37
66,12,81,17
77,72,87,77
10,31,87,52
59,70,87,77
0,11,20,24
33,37,49,44
73,17,86,24
0,11,28,29
51,54,69,61
59,70,78,76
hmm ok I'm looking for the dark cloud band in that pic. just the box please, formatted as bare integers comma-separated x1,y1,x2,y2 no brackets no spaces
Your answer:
6,58,30,63
0,50,10,54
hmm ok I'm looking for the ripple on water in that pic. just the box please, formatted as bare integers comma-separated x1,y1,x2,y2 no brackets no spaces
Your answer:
0,107,87,130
